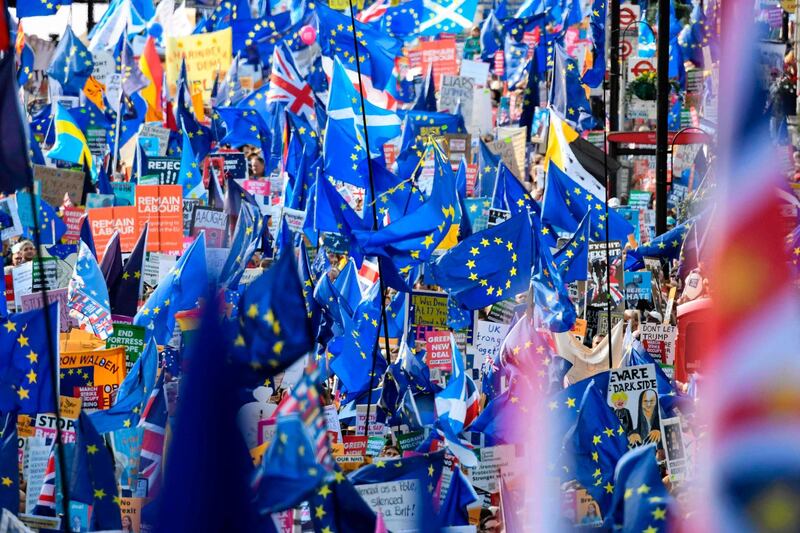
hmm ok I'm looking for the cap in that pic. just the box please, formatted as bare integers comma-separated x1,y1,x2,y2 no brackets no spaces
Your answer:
647,310,663,323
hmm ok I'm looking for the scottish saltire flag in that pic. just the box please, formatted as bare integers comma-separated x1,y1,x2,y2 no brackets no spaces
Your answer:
419,0,478,36
69,413,122,530
554,209,592,283
48,103,93,173
543,163,634,242
134,233,208,344
430,213,534,310
267,43,315,121
324,58,401,186
0,303,59,416
68,240,113,340
138,372,167,499
177,130,206,200
46,25,93,95
433,334,478,467
550,44,595,131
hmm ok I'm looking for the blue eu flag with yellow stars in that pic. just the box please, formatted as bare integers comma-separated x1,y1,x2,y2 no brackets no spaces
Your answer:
491,162,540,217
553,209,592,283
563,380,628,514
232,248,314,376
604,444,672,532
351,145,457,271
305,470,377,533
542,162,634,243
429,213,534,310
46,25,93,96
549,43,596,131
625,221,689,270
532,217,577,332
0,411,18,514
0,303,58,415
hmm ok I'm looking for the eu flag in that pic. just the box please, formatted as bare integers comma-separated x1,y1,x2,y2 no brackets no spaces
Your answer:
231,248,314,376
581,0,608,88
69,412,122,531
17,0,73,17
0,412,18,514
542,163,634,242
430,213,534,310
46,25,93,96
563,380,628,514
553,209,592,283
604,444,672,531
110,222,147,318
549,44,596,131
625,221,689,270
532,218,577,332
134,233,208,345
311,172,366,238
0,303,58,415
492,162,540,217
305,471,377,533
478,140,500,197
219,202,264,288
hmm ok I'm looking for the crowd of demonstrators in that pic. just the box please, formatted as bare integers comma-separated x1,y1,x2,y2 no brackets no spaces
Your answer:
0,0,796,532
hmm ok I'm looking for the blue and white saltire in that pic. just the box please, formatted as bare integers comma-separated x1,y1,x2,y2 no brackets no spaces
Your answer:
433,334,478,467
419,0,479,36
68,240,113,340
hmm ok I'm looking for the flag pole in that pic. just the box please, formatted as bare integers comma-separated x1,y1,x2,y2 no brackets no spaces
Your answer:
1,43,74,527
345,0,395,438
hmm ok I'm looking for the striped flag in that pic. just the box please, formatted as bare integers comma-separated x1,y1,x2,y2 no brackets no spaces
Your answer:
138,373,168,499
267,43,315,121
139,36,163,122
33,444,57,516
356,0,390,23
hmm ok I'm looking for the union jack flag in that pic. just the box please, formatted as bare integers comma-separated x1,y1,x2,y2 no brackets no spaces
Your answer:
137,373,167,498
356,0,389,23
33,444,57,516
267,43,315,121
68,241,113,340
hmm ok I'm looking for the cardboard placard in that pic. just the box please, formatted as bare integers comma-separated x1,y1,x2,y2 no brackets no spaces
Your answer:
607,364,660,447
438,75,475,125
34,165,85,207
471,320,511,365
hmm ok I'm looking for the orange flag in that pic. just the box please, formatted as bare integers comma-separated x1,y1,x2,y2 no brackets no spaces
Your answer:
139,36,164,122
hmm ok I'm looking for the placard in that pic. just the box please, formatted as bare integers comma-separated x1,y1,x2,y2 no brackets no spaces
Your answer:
59,346,127,411
88,206,139,260
355,479,421,533
408,40,459,88
459,59,490,87
61,206,84,241
438,75,474,125
138,124,170,156
607,364,660,447
142,157,181,185
424,330,452,371
623,270,652,307
105,323,147,371
471,320,511,365
20,288,77,332
34,165,85,207
0,196,23,241
409,291,449,341
191,206,227,248
469,445,515,493
165,27,233,100
660,417,687,482
640,323,677,365
136,185,184,254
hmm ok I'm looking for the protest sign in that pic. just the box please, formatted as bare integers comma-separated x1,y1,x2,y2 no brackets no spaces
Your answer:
0,196,22,241
409,291,449,342
20,288,77,332
11,263,33,310
165,27,232,100
660,417,688,482
355,405,386,438
34,165,84,207
206,151,248,182
342,435,368,456
138,124,171,156
59,346,127,410
191,206,227,248
624,270,652,307
119,498,144,532
640,323,678,365
586,241,622,309
469,445,515,493
495,127,527,179
106,323,147,370
136,185,184,254
470,87,494,134
425,330,453,371
471,320,511,365
460,59,490,87
142,157,181,185
111,182,136,206
112,426,142,491
183,198,201,235
86,193,115,208
61,206,84,241
408,40,459,88
438,75,475,125
628,190,651,209
607,364,660,446
88,206,139,260
570,317,588,342
487,208,511,228
444,134,471,166
23,438,51,514
282,207,306,234
33,396,81,445
355,479,421,533
324,404,343,444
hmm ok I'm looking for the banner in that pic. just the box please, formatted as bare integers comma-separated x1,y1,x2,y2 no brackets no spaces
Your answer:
59,347,127,410
165,27,233,101
136,185,184,254
88,206,139,260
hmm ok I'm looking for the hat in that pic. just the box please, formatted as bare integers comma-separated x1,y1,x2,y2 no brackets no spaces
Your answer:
608,197,621,208
646,310,663,323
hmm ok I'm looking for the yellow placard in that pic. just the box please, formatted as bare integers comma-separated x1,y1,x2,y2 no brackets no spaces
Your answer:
60,346,127,410
59,395,82,419
165,27,232,102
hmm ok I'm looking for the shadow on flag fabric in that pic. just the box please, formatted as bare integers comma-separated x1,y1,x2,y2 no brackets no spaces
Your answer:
68,240,113,340
430,213,534,310
231,248,314,376
46,25,93,96
0,303,58,415
155,294,259,532
553,209,592,283
69,412,123,531
0,47,34,194
305,470,377,533
134,233,208,345
563,380,628,514
543,163,634,242
549,44,596,131
604,444,672,531
0,412,18,514
47,103,93,173
110,222,148,318
100,232,123,289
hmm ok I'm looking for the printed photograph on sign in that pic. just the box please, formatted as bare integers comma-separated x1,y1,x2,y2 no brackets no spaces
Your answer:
586,241,622,308
660,417,688,482
607,364,660,448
